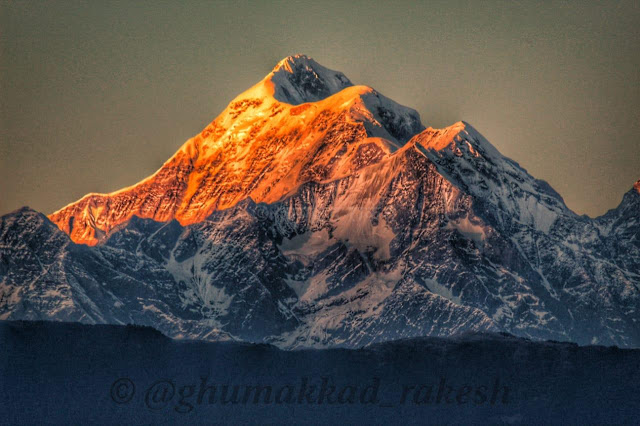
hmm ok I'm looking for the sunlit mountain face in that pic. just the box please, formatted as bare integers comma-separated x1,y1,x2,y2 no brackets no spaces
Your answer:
48,55,423,246
1,55,639,348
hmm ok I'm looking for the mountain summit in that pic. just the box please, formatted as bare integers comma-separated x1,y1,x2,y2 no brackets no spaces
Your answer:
268,54,354,104
49,55,424,245
2,56,639,348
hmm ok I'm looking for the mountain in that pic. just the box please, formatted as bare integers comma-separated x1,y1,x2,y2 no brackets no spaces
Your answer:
3,321,640,425
48,55,423,246
1,55,638,348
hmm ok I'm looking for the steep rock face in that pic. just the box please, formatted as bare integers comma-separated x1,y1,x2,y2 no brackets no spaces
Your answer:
413,121,572,233
591,181,640,290
409,123,640,346
49,55,423,246
0,207,297,342
597,180,640,245
269,54,354,104
2,142,637,347
2,55,639,348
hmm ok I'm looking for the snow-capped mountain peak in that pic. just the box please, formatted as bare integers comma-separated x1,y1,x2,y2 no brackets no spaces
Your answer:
267,54,353,105
48,55,424,245
412,121,570,233
3,56,638,350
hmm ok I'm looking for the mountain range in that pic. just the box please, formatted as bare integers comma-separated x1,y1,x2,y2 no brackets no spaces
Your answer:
1,55,638,348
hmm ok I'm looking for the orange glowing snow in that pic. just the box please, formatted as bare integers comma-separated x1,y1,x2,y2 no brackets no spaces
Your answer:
48,56,439,245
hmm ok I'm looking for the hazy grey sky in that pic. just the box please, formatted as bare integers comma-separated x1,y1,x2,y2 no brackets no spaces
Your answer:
1,0,638,217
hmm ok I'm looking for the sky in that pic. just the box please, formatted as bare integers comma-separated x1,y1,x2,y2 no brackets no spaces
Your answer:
1,0,639,218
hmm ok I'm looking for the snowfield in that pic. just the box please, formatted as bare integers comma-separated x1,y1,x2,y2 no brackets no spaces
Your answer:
1,55,639,349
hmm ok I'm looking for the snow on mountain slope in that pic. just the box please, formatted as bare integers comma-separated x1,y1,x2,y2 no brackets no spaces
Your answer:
2,55,639,348
269,54,354,104
3,153,637,347
408,122,639,346
49,55,423,246
413,121,571,233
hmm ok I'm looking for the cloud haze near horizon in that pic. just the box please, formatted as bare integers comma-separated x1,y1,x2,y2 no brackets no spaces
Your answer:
1,1,638,217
